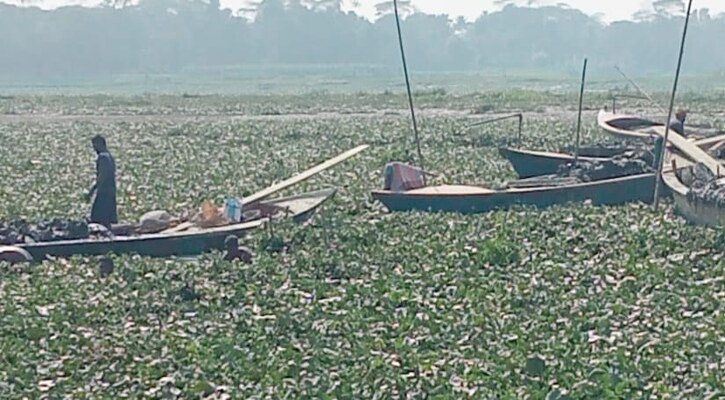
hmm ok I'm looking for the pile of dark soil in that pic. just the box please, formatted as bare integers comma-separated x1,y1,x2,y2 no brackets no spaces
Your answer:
0,219,90,245
557,151,654,182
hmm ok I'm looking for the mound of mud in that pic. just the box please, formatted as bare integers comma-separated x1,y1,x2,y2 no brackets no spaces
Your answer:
557,152,654,182
507,152,654,189
0,219,90,245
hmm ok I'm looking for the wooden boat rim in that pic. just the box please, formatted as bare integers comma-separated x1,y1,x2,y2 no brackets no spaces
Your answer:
597,109,657,139
371,173,654,197
255,187,337,206
499,146,609,162
662,170,688,196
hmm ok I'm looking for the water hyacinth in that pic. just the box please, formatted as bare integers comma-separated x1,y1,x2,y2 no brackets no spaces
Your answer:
0,92,723,398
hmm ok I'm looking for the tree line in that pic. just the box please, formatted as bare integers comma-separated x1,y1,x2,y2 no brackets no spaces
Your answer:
0,0,723,79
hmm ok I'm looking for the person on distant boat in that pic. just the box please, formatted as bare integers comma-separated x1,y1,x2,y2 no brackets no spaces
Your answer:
85,135,118,228
223,235,253,263
669,109,687,136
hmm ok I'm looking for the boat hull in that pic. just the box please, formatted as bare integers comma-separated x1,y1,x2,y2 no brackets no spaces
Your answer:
18,188,336,259
372,174,656,214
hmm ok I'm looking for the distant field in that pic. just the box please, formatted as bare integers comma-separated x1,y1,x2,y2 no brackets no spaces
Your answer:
0,91,723,398
2,65,725,95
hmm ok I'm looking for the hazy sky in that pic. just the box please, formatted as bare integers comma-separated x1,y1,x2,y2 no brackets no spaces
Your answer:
343,0,725,22
6,0,725,23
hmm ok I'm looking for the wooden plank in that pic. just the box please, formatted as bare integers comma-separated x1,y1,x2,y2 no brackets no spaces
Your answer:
242,144,369,205
694,133,725,147
650,126,721,175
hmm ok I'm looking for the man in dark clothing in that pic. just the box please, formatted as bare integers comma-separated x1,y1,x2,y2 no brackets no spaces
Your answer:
85,135,118,227
669,109,687,136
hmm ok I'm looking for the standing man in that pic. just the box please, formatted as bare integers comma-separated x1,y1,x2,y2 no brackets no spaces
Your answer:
85,135,118,227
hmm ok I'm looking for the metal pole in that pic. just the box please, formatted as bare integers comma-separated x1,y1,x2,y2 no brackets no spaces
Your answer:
574,58,588,167
653,0,694,208
393,0,425,183
455,113,524,146
464,113,524,130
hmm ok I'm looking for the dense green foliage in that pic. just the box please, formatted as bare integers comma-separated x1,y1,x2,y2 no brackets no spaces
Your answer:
0,92,723,398
1,0,725,79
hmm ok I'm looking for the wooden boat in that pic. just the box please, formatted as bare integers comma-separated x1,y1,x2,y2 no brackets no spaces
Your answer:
372,174,655,215
597,109,659,140
18,188,336,259
501,113,725,179
598,109,725,142
498,147,610,178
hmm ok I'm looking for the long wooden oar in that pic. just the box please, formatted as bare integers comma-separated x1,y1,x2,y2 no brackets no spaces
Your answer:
163,144,369,234
242,144,368,206
693,133,725,148
652,126,721,175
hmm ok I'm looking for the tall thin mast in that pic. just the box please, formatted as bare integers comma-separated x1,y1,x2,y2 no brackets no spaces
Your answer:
653,0,694,207
393,0,425,180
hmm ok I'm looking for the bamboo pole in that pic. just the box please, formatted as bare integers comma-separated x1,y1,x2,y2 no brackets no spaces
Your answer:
574,58,588,167
653,0,694,207
393,0,425,183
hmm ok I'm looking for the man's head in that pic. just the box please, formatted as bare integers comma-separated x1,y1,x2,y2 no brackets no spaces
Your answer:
92,135,107,153
675,109,687,122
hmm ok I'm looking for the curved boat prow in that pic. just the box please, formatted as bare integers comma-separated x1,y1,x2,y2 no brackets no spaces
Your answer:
597,109,659,140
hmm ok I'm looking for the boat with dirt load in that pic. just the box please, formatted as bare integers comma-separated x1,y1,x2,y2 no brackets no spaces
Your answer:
373,156,656,214
2,189,336,260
